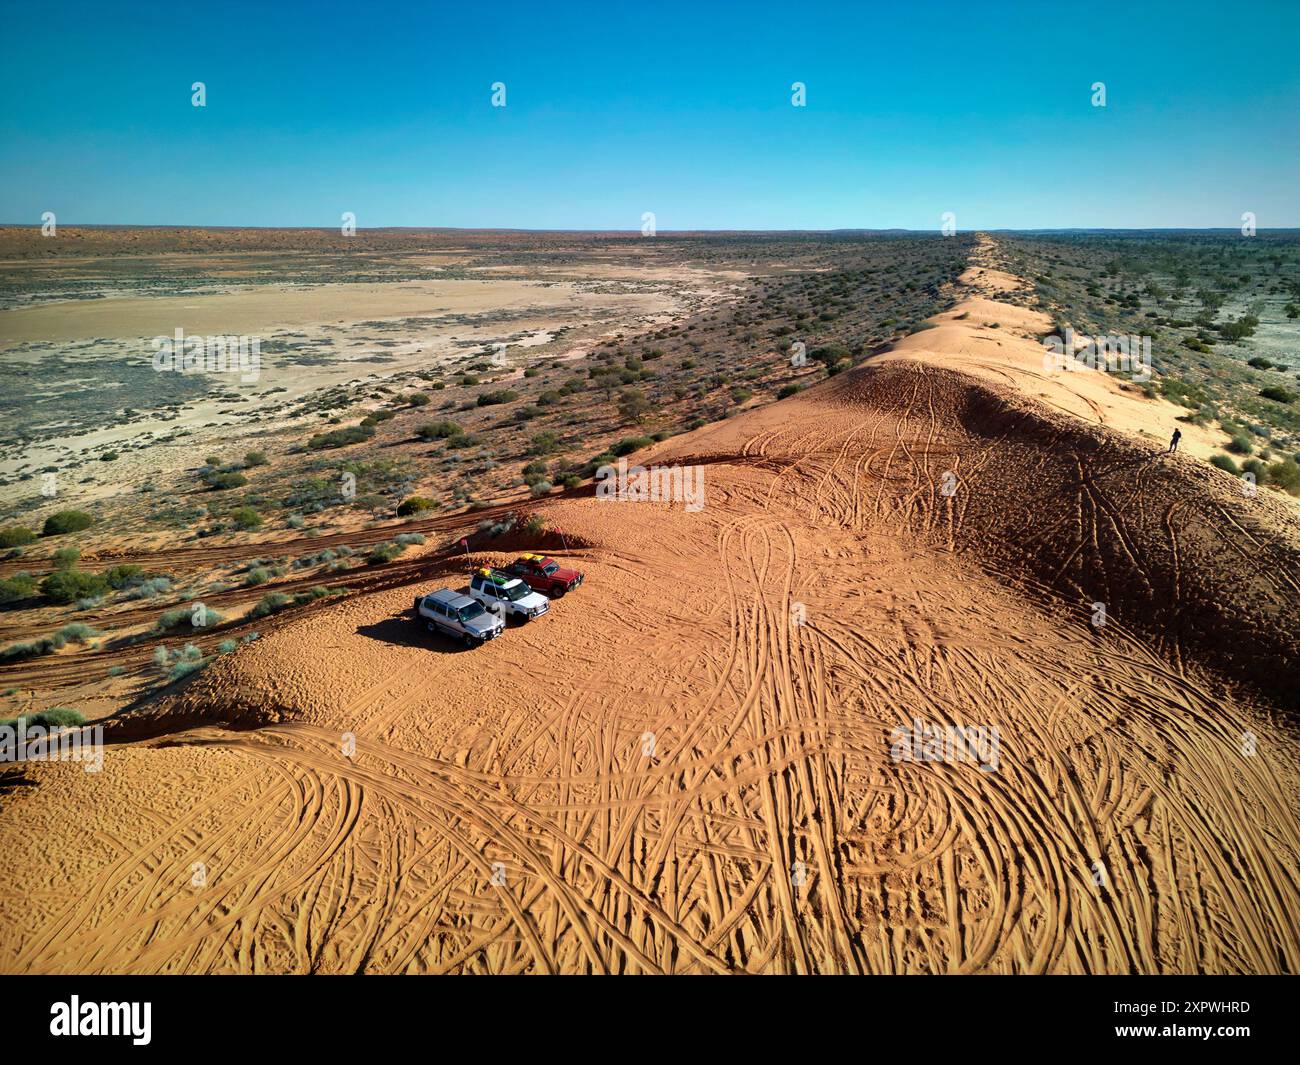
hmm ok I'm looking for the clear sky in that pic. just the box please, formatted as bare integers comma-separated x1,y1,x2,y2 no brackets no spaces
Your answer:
1,0,1297,229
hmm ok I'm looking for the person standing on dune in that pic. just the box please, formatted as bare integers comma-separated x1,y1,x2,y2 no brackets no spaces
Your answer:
1168,428,1182,454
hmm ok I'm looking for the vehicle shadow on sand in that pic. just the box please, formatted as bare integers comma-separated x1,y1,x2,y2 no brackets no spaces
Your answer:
355,613,478,653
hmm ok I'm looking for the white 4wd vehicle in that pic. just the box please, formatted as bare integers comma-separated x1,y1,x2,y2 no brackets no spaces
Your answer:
468,568,550,623
413,588,504,647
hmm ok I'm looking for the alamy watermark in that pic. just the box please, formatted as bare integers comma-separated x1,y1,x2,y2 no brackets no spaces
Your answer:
1042,327,1150,382
595,457,705,512
1,720,104,773
890,717,1000,772
151,328,261,383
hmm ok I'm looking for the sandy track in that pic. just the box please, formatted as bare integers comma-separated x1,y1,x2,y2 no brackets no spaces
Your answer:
3,242,1298,974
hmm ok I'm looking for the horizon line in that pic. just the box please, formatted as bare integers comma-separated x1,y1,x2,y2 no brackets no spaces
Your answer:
4,224,1298,235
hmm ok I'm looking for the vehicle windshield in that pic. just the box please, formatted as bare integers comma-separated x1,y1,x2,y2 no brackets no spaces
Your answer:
503,582,529,601
542,562,558,575
458,602,486,622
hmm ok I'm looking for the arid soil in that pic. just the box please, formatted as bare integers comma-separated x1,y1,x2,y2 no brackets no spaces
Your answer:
2,238,1297,974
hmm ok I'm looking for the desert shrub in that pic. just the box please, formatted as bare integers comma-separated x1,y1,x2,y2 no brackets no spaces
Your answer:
217,639,238,654
0,638,59,664
243,566,271,587
523,514,548,536
611,436,653,457
167,644,208,682
203,470,249,490
230,506,263,530
307,425,374,450
1266,458,1300,494
1260,386,1296,404
394,532,425,546
244,450,269,467
105,565,144,589
530,431,561,455
417,420,463,441
530,480,553,497
367,542,403,564
52,547,80,569
40,569,108,605
476,390,518,407
153,606,222,632
124,576,172,599
558,473,583,490
1209,454,1240,474
250,586,341,618
251,592,293,617
0,707,87,731
1227,434,1253,455
0,574,38,606
397,495,436,516
811,343,851,367
42,511,94,536
0,526,36,548
617,389,651,423
778,384,802,399
56,622,99,644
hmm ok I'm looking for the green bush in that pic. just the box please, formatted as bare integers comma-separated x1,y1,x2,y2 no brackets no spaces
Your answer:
778,384,802,399
307,425,375,450
244,450,269,467
56,622,99,644
1260,386,1296,404
203,470,248,490
51,547,80,569
0,707,86,731
42,511,94,536
611,436,653,457
0,574,38,606
230,506,263,530
40,569,109,605
476,390,518,407
105,564,144,589
397,495,436,516
250,592,293,617
0,526,36,548
416,421,463,441
367,542,403,564
1209,454,1240,474
1266,458,1300,494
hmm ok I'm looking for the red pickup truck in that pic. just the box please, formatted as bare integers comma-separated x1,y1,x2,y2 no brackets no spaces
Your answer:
504,553,585,597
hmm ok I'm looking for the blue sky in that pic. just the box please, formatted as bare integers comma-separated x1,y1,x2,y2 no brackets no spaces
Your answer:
1,0,1297,229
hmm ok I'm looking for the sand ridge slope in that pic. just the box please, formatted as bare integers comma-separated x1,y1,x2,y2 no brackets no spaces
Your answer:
2,241,1298,975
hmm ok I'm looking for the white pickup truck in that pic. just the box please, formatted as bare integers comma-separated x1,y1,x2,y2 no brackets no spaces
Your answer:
466,567,550,624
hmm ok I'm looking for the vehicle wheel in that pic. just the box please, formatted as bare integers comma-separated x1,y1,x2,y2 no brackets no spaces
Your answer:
551,585,566,599
426,621,435,632
519,612,531,624
462,632,474,648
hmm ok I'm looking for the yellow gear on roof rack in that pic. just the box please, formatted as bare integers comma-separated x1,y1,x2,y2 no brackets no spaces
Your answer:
477,567,492,576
